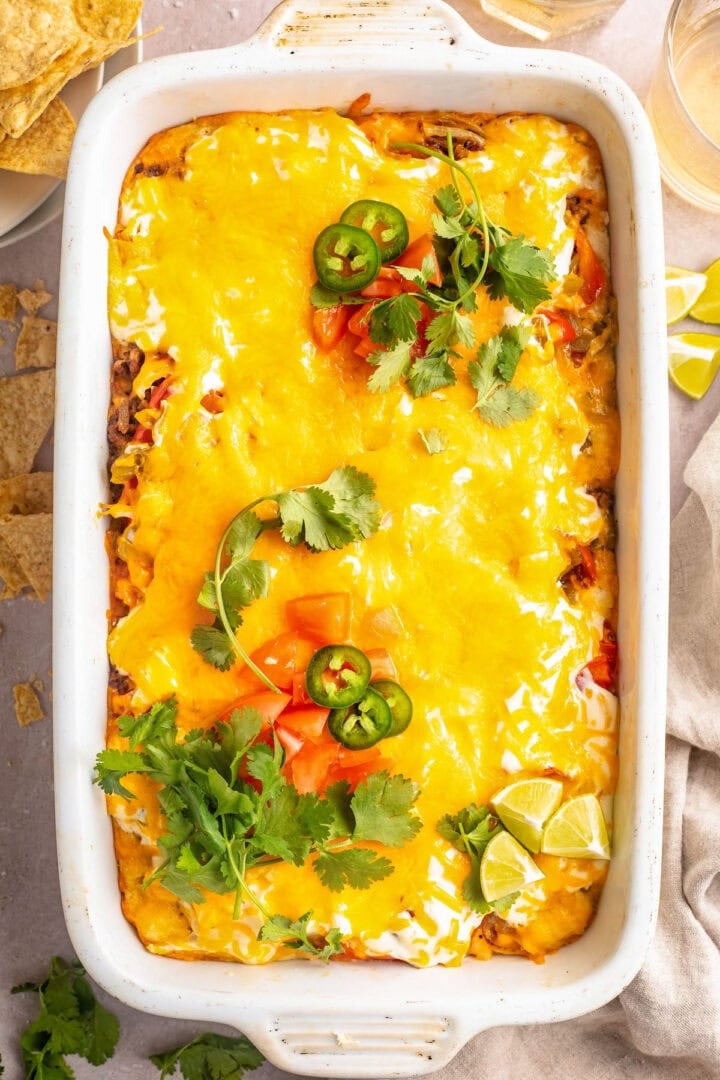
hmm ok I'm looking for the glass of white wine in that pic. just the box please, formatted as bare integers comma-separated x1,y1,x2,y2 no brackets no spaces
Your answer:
647,0,720,212
478,0,626,40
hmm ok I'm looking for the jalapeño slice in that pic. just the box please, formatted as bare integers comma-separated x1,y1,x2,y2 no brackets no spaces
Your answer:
305,644,372,708
328,686,392,749
370,679,413,736
313,223,381,293
339,200,410,264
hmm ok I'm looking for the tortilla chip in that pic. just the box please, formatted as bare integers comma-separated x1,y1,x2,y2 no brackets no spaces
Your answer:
0,473,53,515
18,281,52,316
0,0,79,92
0,97,76,180
74,0,143,42
0,533,28,598
0,369,55,481
0,284,18,322
13,681,44,726
0,512,53,601
15,317,57,369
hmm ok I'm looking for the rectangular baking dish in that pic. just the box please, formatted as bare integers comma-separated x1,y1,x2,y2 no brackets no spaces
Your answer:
53,2,669,1075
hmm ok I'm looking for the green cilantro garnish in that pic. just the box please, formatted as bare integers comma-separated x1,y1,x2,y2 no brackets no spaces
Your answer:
150,1032,264,1079
94,698,421,955
12,957,120,1076
191,466,381,688
469,325,539,428
437,804,517,914
418,427,448,455
258,912,345,960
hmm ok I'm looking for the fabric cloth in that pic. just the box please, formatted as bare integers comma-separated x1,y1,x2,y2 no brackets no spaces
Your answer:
444,415,720,1079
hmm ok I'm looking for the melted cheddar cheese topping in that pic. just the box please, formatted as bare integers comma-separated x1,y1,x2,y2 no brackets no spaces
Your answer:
106,109,619,966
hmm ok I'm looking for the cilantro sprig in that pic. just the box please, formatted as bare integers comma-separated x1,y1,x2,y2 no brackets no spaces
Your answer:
437,804,517,914
258,912,345,960
191,466,381,688
150,1032,264,1080
469,325,539,428
94,698,421,956
12,957,120,1077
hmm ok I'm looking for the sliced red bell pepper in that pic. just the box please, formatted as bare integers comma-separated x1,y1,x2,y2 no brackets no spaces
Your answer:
538,308,577,343
575,227,606,306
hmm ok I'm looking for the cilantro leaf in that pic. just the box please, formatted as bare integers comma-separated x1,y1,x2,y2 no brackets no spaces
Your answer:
351,771,422,847
258,911,345,961
118,696,178,749
407,354,456,398
150,1032,264,1080
436,804,511,913
316,466,382,541
425,309,475,352
368,293,422,346
434,184,462,216
15,957,119,1077
367,340,413,393
189,624,236,672
486,232,555,313
314,847,394,891
476,385,540,428
93,748,152,797
418,427,448,455
469,325,539,428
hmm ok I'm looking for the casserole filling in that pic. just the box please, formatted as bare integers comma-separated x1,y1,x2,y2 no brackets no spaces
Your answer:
101,106,619,967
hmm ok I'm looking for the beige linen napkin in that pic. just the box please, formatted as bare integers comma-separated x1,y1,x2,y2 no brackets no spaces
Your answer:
441,417,720,1079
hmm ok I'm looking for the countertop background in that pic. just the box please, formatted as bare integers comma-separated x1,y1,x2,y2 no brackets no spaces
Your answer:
1,0,719,1076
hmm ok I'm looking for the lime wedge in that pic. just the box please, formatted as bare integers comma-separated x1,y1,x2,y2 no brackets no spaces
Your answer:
540,794,610,860
490,778,564,853
690,257,720,324
665,266,707,325
479,830,544,903
668,332,720,399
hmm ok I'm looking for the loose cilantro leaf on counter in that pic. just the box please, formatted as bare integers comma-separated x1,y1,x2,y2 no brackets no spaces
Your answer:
437,804,508,914
191,466,381,688
150,1032,264,1080
94,700,422,946
12,957,119,1076
258,912,345,961
468,325,539,429
418,427,448,455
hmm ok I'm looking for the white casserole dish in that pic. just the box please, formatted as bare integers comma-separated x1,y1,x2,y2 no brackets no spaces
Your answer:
53,2,669,1075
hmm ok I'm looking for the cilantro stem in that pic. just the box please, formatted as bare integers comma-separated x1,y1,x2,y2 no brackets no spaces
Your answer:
213,494,283,694
390,140,491,304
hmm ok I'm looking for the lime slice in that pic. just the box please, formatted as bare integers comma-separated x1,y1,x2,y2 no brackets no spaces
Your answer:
540,794,610,860
490,778,564,853
690,257,720,324
479,830,544,903
668,332,720,399
665,266,707,325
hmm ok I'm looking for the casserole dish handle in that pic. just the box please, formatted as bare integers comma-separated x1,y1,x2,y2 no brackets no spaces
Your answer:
248,0,497,57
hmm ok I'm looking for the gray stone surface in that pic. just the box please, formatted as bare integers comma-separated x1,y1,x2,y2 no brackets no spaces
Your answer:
1,0,719,1076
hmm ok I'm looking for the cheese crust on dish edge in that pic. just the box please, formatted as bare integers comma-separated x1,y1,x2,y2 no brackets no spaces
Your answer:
104,106,619,967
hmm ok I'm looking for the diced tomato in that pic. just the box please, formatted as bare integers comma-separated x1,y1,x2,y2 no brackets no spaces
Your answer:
393,234,442,286
291,742,339,794
366,648,398,681
275,723,305,764
347,302,375,338
360,268,404,299
538,308,577,343
327,756,394,790
219,691,291,726
336,745,382,767
575,227,606,306
354,336,380,360
585,656,614,691
312,304,350,350
281,705,330,740
291,671,313,706
286,592,352,642
134,424,153,443
250,632,318,692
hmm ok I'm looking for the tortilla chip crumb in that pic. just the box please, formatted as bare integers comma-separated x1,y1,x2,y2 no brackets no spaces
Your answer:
15,316,57,369
0,284,18,323
0,473,53,515
0,534,28,598
13,682,44,726
18,281,52,316
0,512,52,601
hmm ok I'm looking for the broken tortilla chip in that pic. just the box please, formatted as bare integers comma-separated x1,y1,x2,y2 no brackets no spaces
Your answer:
13,681,44,726
18,281,52,316
0,284,18,322
0,533,28,598
15,317,57,369
0,0,79,92
74,0,143,42
0,97,76,180
0,473,53,516
0,369,55,481
0,512,53,601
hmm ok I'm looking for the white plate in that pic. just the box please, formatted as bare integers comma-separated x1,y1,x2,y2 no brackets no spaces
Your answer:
0,31,142,248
